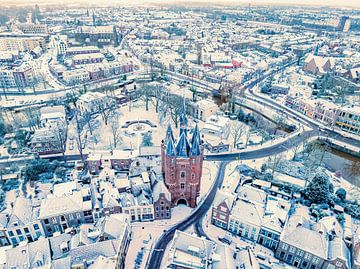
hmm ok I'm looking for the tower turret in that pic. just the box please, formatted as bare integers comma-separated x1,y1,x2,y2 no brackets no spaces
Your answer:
175,132,190,157
161,121,203,208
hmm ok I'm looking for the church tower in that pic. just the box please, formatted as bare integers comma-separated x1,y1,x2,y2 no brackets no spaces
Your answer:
161,109,204,208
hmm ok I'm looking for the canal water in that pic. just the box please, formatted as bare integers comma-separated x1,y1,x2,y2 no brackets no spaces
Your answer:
212,95,360,187
324,149,360,188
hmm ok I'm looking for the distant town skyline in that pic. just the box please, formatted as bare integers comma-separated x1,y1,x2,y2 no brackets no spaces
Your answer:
0,0,360,8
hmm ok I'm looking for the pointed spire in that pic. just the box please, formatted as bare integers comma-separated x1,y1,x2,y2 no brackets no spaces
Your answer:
166,136,176,156
191,124,200,146
92,10,96,26
165,123,174,144
176,132,190,157
190,134,201,157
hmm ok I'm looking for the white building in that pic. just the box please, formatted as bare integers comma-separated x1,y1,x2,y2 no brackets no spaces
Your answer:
201,115,230,139
62,68,90,85
228,198,264,242
76,92,113,115
39,105,66,128
189,99,219,122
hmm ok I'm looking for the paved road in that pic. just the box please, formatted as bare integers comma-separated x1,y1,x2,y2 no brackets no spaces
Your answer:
147,161,229,269
205,129,316,161
245,88,360,149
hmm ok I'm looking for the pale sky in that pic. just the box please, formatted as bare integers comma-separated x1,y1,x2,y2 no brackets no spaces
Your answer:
0,0,359,8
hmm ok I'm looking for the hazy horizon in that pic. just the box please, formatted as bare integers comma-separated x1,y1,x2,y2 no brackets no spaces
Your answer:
0,0,359,8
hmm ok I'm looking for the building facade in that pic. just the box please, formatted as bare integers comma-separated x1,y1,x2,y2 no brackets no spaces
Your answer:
161,112,204,208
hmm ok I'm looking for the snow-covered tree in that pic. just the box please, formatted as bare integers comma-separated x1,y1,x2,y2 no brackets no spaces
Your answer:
335,188,347,201
142,132,154,147
305,172,331,204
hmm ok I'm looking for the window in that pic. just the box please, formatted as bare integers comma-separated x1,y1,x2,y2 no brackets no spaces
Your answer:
286,254,293,263
36,232,42,238
180,183,185,189
180,172,186,178
24,228,30,234
16,229,22,235
312,257,320,264
33,224,39,230
8,231,14,237
191,173,195,180
10,238,17,245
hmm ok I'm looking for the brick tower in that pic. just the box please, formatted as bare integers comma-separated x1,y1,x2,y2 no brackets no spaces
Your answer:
161,111,204,208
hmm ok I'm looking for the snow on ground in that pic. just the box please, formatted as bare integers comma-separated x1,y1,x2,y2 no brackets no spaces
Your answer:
330,174,360,201
85,101,166,151
199,204,296,268
125,161,219,269
198,161,219,203
273,172,306,188
126,205,192,269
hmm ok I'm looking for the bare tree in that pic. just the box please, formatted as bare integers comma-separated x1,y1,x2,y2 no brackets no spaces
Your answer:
67,91,86,166
97,100,115,125
158,94,184,128
245,127,252,148
274,114,285,135
268,153,284,175
52,120,68,160
82,111,94,135
74,109,86,165
109,113,122,149
316,142,330,168
230,122,245,148
291,142,302,161
139,83,153,111
22,107,40,131
151,85,164,113
345,161,360,177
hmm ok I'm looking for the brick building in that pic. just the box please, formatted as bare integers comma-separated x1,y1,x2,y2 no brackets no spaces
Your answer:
211,190,235,229
153,180,172,220
161,110,204,208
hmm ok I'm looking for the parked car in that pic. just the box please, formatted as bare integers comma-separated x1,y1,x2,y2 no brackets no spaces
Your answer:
218,234,232,245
